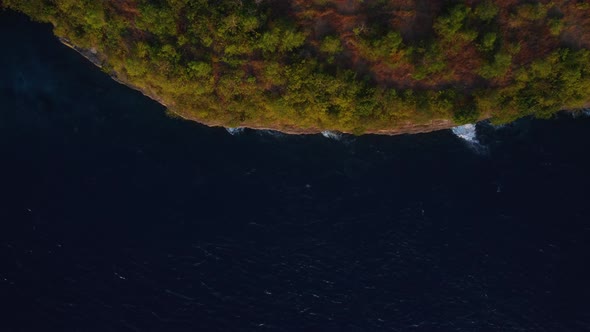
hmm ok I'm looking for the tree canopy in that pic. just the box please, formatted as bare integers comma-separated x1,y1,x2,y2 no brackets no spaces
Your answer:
3,0,590,133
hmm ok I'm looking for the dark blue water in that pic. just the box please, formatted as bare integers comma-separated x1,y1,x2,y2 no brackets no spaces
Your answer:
1,12,590,332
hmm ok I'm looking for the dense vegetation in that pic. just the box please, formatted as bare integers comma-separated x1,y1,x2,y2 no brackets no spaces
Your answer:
2,0,590,133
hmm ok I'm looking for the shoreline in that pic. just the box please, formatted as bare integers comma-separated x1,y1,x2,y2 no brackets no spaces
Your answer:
57,37,590,136
59,38,460,136
59,38,589,137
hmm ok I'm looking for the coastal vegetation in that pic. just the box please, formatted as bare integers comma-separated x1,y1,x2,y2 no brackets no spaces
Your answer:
2,0,590,133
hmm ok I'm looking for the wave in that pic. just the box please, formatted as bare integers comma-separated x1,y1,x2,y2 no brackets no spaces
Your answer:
452,124,478,144
321,131,343,140
451,123,489,154
225,127,245,135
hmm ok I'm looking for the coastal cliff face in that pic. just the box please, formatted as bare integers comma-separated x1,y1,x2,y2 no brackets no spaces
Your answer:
58,35,456,135
3,0,590,135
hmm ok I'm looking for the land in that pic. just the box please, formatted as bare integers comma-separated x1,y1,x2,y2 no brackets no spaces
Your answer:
2,0,590,135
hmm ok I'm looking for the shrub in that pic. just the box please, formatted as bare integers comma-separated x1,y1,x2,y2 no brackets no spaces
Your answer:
478,52,512,79
479,32,497,52
320,36,343,55
453,101,480,124
548,18,564,36
434,5,471,38
474,1,499,22
187,62,212,78
516,4,547,21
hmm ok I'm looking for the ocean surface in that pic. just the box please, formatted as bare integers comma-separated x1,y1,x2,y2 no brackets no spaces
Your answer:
1,12,590,332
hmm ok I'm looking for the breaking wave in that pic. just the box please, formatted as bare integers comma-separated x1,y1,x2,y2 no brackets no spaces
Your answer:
451,123,489,154
321,131,343,140
452,124,478,144
226,127,245,135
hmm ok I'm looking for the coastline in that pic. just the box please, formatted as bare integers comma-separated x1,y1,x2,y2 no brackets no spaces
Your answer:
59,38,590,136
59,38,458,136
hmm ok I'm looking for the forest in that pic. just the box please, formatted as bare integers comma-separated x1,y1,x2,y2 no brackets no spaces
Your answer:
2,0,590,134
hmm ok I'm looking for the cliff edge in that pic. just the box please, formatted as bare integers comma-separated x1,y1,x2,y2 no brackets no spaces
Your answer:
3,0,590,135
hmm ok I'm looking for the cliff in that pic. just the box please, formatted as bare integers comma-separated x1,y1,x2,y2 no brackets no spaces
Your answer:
3,0,590,135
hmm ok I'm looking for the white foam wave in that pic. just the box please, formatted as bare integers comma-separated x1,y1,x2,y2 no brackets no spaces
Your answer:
571,109,590,118
452,124,478,144
452,124,489,154
321,131,342,140
226,127,245,135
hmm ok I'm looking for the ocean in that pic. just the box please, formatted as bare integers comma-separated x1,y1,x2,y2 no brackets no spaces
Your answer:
1,11,590,331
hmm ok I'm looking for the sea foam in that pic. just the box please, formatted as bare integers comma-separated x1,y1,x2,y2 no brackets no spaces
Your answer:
226,127,245,135
452,123,489,154
321,131,342,140
452,124,478,144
